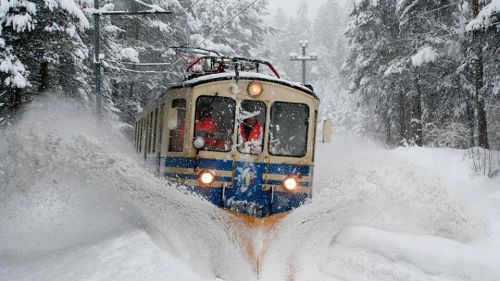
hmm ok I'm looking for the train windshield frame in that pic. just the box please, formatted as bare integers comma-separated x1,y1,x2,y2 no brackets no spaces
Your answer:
269,102,310,158
194,95,236,152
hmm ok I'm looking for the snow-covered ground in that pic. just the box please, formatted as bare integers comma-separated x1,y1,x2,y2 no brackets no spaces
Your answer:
1,98,499,281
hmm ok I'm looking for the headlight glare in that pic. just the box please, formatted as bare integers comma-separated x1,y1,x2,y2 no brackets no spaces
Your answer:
283,176,298,191
199,170,215,185
247,82,263,97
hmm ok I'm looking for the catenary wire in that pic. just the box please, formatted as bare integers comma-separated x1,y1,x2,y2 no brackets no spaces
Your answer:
355,21,500,54
200,0,260,46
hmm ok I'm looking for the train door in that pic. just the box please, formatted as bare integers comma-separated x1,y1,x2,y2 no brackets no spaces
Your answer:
166,98,186,153
223,100,271,217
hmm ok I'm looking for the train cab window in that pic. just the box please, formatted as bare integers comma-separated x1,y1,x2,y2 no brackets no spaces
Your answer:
168,99,186,152
194,96,236,152
269,102,309,157
237,100,266,154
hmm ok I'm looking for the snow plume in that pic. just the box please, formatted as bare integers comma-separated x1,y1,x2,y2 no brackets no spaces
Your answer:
260,137,489,281
411,46,439,66
0,96,253,281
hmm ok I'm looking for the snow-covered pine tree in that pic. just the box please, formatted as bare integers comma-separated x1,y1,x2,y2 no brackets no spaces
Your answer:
394,0,465,147
312,0,347,84
0,0,91,124
343,0,401,144
188,0,269,56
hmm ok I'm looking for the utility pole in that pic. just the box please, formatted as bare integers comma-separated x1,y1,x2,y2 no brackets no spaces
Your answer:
471,0,489,149
92,1,172,118
289,40,318,84
93,0,101,118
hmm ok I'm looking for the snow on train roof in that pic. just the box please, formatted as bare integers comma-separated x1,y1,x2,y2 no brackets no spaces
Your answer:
172,71,317,97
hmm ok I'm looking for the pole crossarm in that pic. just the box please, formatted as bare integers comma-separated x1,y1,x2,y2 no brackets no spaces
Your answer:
289,40,318,84
290,56,318,61
92,10,173,16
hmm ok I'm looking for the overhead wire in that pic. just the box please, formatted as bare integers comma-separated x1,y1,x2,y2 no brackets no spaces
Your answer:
339,0,500,52
200,0,261,46
403,0,465,22
102,61,178,74
337,0,466,31
356,21,500,55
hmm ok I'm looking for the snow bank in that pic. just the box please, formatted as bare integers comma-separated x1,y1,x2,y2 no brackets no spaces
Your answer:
1,231,217,281
331,226,500,281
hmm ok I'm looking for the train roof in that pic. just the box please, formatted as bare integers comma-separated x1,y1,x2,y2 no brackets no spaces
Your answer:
168,72,319,100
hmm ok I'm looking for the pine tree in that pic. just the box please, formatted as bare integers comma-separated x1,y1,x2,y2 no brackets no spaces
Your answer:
0,0,91,124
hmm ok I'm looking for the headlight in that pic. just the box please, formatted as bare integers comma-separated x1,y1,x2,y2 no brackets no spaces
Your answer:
247,82,263,97
199,170,215,185
283,176,299,191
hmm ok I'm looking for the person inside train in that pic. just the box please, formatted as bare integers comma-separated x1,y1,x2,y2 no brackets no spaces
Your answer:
240,115,262,143
195,105,226,149
239,114,263,153
196,105,217,132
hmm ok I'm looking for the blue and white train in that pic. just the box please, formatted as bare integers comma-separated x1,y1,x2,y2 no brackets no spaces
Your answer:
134,55,319,220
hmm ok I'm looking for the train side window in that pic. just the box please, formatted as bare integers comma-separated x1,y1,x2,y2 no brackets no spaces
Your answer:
148,112,154,153
152,108,158,153
269,102,309,157
134,121,138,151
312,110,317,160
144,117,148,154
237,100,266,154
138,119,142,152
194,96,235,152
158,104,164,152
168,99,186,152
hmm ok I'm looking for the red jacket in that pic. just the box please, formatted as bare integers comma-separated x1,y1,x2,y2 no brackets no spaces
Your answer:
196,117,226,149
196,117,217,132
240,121,262,142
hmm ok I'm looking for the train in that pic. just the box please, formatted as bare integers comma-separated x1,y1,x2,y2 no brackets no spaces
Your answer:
134,50,322,221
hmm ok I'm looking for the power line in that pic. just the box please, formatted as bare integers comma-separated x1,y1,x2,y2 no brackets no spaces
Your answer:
188,0,203,11
104,59,172,66
339,1,466,35
200,0,260,46
358,21,500,54
102,62,178,75
403,0,464,22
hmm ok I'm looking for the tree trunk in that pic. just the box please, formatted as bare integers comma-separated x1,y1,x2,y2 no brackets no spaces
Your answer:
38,61,49,92
472,0,490,149
11,87,23,113
466,97,475,147
398,88,407,145
383,109,391,146
413,77,423,146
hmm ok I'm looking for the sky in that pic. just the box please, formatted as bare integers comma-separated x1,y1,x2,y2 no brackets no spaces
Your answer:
266,0,349,19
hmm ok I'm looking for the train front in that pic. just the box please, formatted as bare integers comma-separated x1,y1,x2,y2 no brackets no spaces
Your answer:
164,71,319,221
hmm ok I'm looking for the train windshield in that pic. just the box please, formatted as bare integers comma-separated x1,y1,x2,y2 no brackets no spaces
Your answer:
269,102,309,157
194,96,236,152
237,100,266,154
